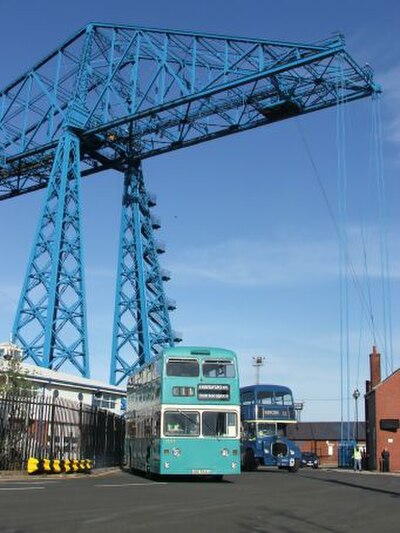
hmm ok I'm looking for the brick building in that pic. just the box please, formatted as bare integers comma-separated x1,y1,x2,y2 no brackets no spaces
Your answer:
365,346,400,472
287,422,365,466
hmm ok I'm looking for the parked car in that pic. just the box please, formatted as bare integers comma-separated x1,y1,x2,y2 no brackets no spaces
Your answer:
301,452,319,469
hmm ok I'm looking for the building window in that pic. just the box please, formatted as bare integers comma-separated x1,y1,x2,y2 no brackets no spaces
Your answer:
93,393,116,410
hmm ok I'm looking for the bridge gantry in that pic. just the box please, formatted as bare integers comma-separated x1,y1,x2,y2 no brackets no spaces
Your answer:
0,23,378,384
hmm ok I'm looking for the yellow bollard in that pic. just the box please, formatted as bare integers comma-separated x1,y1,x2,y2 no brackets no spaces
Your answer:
27,457,41,475
61,459,71,473
51,459,62,474
71,459,79,472
42,458,51,474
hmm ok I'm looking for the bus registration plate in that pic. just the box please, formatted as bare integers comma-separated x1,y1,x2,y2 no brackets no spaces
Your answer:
192,469,211,475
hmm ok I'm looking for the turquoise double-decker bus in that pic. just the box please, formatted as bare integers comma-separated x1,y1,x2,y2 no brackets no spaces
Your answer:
125,346,241,479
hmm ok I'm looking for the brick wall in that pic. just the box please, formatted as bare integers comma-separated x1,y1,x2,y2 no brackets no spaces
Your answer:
373,370,400,472
294,439,363,467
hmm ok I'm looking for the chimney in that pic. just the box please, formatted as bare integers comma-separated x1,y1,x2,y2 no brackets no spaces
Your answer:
369,345,381,389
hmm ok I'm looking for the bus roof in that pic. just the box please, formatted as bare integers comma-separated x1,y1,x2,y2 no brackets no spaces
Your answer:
162,346,236,358
240,384,293,395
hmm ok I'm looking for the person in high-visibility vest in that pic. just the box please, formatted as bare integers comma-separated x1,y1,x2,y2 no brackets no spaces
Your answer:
353,446,362,472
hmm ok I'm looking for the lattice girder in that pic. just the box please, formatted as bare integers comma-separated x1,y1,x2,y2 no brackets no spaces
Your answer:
0,24,378,199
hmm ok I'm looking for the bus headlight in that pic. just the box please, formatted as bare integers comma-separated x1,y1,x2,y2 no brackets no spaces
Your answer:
231,462,238,469
221,448,229,457
164,462,170,469
172,447,181,457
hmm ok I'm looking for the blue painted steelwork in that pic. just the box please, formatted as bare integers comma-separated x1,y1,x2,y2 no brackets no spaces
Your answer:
0,24,379,379
110,160,178,385
0,25,378,200
12,130,89,376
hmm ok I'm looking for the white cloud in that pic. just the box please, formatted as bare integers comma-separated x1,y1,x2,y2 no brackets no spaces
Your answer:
169,228,400,288
171,237,337,287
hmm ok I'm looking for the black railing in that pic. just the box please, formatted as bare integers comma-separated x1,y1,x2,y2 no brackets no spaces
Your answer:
0,393,125,471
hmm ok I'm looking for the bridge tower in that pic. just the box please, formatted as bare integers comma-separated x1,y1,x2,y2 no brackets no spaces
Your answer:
12,129,90,375
110,160,179,385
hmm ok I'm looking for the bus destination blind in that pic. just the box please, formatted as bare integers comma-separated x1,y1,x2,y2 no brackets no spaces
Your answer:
197,384,230,400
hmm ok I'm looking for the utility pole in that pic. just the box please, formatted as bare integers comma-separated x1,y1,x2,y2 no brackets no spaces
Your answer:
353,388,360,443
294,401,304,422
252,356,265,385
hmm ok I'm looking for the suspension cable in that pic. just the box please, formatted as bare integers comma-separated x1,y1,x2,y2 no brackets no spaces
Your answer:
373,96,394,375
295,120,380,346
336,56,351,442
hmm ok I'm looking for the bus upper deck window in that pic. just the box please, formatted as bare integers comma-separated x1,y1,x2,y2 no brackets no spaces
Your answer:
241,391,254,404
257,391,273,404
203,360,235,378
166,359,199,377
272,393,292,405
283,394,293,405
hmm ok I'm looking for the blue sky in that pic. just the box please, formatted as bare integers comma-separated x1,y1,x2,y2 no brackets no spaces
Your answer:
0,0,399,421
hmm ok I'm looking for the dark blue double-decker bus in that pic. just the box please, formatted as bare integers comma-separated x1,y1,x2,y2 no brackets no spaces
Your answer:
240,384,301,472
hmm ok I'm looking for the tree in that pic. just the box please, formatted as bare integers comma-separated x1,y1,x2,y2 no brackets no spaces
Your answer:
0,353,37,469
0,354,36,396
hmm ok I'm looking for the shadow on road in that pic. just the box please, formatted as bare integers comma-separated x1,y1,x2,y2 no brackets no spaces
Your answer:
122,466,233,483
300,472,400,498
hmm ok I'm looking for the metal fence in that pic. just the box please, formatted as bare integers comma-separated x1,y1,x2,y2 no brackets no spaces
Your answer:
0,393,125,471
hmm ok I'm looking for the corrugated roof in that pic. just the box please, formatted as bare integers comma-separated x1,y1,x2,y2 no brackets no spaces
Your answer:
0,359,126,395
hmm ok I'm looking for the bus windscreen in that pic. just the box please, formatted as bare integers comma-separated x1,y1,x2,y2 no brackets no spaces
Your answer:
164,411,200,436
202,412,237,437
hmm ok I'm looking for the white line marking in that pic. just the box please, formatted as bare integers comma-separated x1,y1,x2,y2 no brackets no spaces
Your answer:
97,482,168,487
0,486,45,491
0,481,58,485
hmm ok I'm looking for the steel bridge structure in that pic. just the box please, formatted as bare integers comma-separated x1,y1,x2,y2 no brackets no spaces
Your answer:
0,24,378,385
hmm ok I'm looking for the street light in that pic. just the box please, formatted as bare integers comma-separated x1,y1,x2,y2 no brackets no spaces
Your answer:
353,388,361,443
294,401,304,422
252,356,265,385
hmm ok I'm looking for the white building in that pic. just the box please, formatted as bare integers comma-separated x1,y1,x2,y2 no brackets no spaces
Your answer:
0,342,126,415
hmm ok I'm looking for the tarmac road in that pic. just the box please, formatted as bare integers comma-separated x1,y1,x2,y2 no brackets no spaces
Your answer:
0,468,399,533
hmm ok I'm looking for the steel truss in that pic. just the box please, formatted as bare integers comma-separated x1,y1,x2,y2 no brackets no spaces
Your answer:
0,25,378,200
110,160,178,385
12,130,89,376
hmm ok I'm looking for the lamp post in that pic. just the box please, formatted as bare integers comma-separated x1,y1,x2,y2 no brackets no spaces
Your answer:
252,356,265,385
294,401,304,422
353,388,360,443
